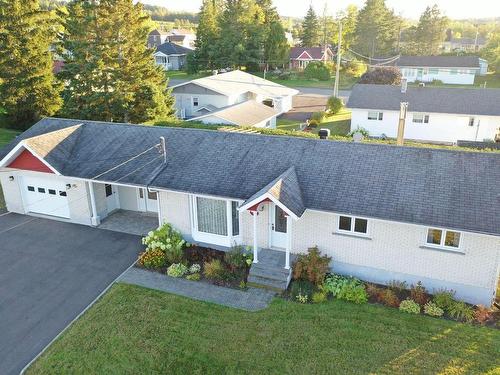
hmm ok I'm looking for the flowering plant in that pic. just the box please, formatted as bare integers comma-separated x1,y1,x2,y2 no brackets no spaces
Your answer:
167,263,188,278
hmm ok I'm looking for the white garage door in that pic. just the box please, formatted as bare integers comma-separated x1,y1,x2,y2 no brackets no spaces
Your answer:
21,177,70,218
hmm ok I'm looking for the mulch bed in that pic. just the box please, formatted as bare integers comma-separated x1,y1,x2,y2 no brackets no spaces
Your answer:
136,245,250,290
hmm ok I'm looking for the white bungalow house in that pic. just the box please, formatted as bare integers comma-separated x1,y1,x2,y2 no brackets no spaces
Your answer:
395,55,487,85
347,83,500,144
171,70,298,119
153,42,193,71
188,100,278,128
0,118,499,305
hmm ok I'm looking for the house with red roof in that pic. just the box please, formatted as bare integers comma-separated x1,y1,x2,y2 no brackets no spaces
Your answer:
289,46,334,70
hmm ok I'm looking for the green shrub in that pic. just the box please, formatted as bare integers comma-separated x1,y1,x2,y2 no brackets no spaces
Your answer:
203,259,226,280
337,282,368,304
310,111,326,123
323,274,352,296
326,96,343,114
167,263,188,278
312,291,328,304
379,289,400,307
142,223,189,265
448,301,474,322
432,290,456,312
137,249,166,269
186,273,200,281
359,67,401,85
399,299,421,314
348,126,369,138
424,302,444,317
308,119,319,127
304,61,331,81
343,59,366,77
290,280,314,301
292,246,332,286
410,281,429,305
224,245,253,271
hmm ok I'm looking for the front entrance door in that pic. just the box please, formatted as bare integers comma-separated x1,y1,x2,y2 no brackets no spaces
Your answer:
105,184,119,213
270,204,287,249
138,188,158,213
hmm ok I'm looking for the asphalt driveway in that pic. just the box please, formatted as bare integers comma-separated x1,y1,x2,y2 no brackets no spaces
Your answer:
0,213,141,375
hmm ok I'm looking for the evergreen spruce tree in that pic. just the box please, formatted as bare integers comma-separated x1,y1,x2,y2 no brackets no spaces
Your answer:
256,0,288,68
60,0,175,123
414,5,448,55
354,0,399,57
0,0,62,129
300,5,321,47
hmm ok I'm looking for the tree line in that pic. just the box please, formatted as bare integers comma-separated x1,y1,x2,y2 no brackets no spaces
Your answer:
191,0,289,70
0,0,176,130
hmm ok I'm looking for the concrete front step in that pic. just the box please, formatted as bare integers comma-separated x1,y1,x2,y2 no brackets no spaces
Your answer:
247,275,289,290
249,266,290,280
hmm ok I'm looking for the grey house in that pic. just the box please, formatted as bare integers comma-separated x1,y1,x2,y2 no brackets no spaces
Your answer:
0,118,499,305
153,42,193,71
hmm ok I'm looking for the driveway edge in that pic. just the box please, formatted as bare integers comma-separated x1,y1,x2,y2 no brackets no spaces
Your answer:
19,260,138,375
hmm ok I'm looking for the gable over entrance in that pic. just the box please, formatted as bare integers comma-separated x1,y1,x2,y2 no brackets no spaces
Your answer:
7,149,54,173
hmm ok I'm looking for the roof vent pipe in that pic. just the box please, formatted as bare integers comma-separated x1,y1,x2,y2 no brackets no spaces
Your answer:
401,78,408,93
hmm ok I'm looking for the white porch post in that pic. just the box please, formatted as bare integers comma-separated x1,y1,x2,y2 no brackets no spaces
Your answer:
88,181,100,226
252,211,258,263
285,216,292,270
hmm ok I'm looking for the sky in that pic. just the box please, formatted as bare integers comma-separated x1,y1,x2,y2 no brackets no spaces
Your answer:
142,0,500,19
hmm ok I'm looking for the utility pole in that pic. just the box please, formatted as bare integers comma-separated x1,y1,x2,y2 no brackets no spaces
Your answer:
333,21,342,98
396,102,408,146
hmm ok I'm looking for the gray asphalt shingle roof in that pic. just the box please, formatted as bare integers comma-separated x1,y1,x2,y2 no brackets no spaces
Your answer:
396,55,481,68
1,118,499,236
347,84,500,116
155,42,192,56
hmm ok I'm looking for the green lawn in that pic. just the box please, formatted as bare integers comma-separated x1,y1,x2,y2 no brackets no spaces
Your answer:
255,72,359,90
165,70,210,81
27,283,500,374
278,109,352,136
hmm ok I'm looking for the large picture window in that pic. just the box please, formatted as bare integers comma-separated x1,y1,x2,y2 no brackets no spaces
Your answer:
196,197,228,236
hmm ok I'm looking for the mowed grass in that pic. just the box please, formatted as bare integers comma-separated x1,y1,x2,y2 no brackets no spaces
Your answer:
27,283,500,375
278,108,352,136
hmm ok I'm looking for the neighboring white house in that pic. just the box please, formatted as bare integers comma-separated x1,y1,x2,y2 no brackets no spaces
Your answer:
395,55,487,85
347,83,500,144
1,118,499,305
171,70,298,119
153,42,193,71
167,29,196,49
189,100,278,128
442,37,487,53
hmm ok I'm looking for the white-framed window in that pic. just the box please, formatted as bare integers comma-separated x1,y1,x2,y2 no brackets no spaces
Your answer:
450,69,458,75
468,117,475,127
425,228,462,251
368,111,383,121
193,97,199,107
338,215,368,235
429,68,438,75
191,195,241,246
412,113,429,124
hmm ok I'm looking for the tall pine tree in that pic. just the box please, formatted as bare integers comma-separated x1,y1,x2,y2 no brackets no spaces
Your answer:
354,0,399,57
300,5,321,47
413,5,448,55
0,0,62,129
257,0,289,68
60,0,175,123
195,0,221,69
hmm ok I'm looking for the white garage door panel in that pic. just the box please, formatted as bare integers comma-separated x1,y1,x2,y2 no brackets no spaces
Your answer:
22,177,70,218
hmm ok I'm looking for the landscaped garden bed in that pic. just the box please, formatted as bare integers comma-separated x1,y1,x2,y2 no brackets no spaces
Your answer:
286,247,500,328
136,223,253,290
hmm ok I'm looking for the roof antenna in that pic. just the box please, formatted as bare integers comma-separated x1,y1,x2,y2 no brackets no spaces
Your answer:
159,136,166,164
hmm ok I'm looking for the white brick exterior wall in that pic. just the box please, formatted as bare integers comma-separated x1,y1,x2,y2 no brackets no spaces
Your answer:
156,190,499,304
0,169,92,225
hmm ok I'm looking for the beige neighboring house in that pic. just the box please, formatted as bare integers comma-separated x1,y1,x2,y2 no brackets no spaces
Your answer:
171,70,299,119
188,100,278,128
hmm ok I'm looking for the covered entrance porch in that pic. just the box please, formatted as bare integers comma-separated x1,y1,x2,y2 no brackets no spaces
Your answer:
87,181,161,235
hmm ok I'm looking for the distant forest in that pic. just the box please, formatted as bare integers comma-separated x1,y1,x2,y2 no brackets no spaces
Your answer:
40,0,198,23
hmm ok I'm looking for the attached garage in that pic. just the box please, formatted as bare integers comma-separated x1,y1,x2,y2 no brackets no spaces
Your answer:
20,176,70,218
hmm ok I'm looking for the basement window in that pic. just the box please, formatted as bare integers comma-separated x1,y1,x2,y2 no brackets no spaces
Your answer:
27,186,35,192
426,228,461,250
338,215,368,235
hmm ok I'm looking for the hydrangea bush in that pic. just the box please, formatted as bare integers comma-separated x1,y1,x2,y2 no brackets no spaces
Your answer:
141,223,189,264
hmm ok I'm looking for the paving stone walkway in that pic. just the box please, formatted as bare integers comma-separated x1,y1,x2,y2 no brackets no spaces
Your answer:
119,267,277,311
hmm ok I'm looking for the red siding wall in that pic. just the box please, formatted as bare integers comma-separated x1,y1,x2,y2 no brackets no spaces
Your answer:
7,149,54,173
